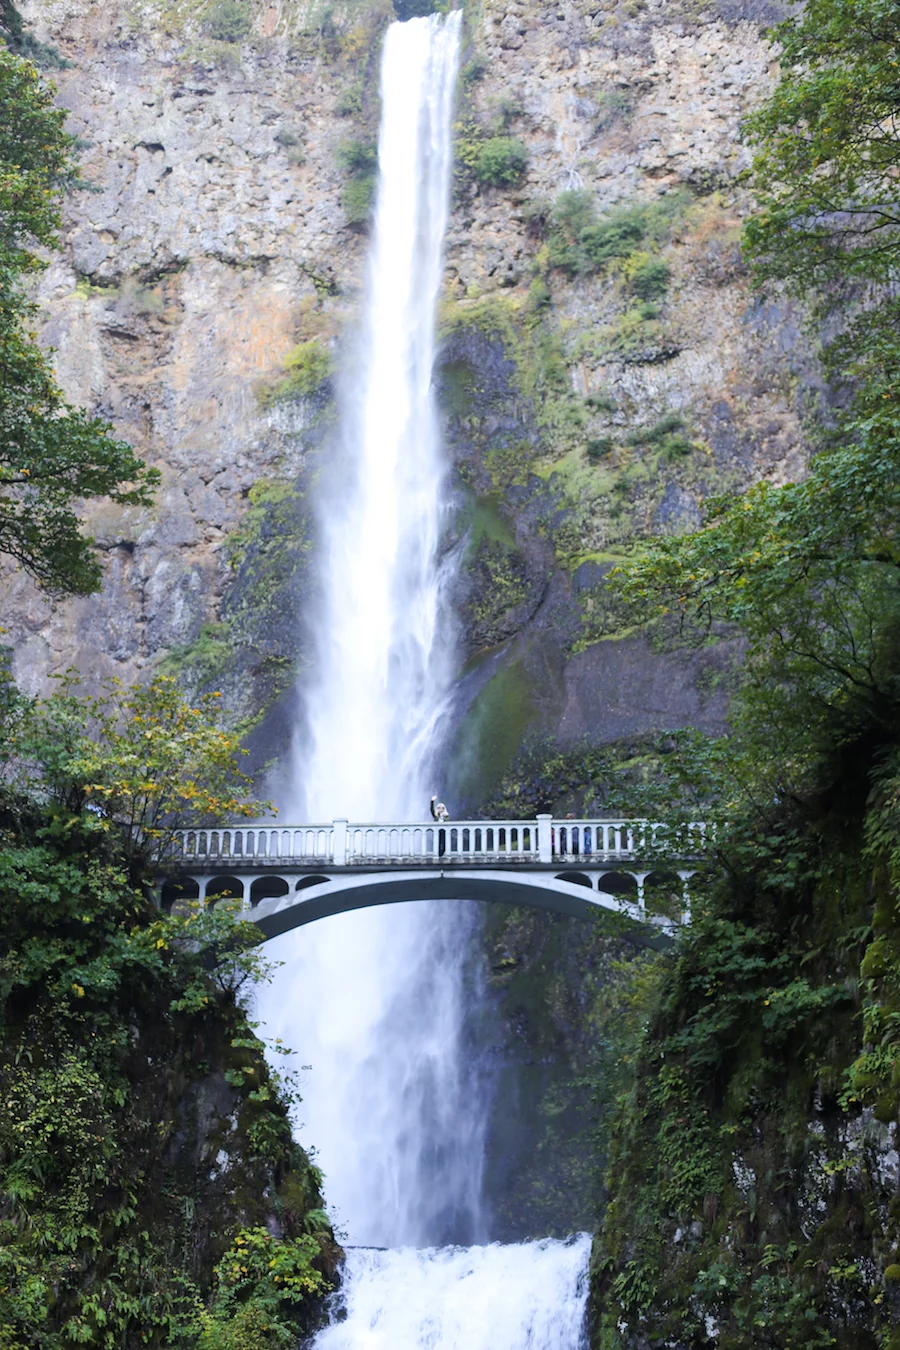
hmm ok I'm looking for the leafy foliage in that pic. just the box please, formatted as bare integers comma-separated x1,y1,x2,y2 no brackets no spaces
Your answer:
743,0,900,292
202,0,253,42
547,189,687,279
0,0,66,67
335,137,377,177
629,257,670,300
257,339,333,407
0,672,335,1348
7,672,266,869
473,136,528,188
336,137,377,228
0,47,158,595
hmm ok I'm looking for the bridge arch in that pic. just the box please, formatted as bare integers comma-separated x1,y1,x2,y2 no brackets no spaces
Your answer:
207,875,245,904
250,870,675,949
160,877,200,912
554,870,594,889
294,874,333,894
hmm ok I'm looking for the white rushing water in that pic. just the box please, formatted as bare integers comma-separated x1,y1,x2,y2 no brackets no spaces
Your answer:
314,1236,592,1349
255,12,590,1347
259,9,484,1253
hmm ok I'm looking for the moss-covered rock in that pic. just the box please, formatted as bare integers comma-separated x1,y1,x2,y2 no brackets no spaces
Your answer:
160,476,314,736
589,823,900,1350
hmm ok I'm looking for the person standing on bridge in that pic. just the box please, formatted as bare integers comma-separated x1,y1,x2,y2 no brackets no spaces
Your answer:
430,795,449,858
430,795,449,823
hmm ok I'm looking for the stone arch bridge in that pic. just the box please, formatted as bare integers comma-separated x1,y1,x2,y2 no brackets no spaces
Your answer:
156,816,710,945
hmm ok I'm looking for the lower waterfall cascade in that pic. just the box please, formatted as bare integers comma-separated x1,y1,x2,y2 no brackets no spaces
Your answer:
312,1236,592,1349
255,13,591,1346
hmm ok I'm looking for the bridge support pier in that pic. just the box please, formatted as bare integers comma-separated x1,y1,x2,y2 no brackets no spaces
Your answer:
236,876,266,911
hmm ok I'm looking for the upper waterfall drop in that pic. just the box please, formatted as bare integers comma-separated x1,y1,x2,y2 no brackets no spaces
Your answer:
293,11,462,823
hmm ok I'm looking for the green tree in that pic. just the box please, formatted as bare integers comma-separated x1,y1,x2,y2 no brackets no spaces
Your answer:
0,47,158,596
743,0,900,292
10,672,267,872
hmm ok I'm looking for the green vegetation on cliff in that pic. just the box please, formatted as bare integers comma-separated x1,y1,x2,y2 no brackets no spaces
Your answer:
0,45,158,596
0,672,337,1348
585,0,900,1341
546,188,686,282
473,136,528,188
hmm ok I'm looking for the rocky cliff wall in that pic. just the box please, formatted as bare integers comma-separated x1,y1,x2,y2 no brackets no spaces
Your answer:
3,0,834,1248
6,0,818,789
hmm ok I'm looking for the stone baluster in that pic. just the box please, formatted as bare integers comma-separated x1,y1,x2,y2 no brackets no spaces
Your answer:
677,869,695,925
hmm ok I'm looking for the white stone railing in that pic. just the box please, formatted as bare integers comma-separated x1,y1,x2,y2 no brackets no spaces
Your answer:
162,816,712,868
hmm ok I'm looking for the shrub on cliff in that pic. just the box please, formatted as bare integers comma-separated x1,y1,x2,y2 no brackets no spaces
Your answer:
474,136,528,188
202,0,252,43
548,189,686,280
342,175,376,228
629,257,670,300
336,137,377,228
257,339,334,407
0,47,158,596
0,0,65,65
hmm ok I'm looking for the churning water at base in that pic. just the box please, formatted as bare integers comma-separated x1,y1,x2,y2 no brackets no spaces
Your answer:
256,11,591,1345
312,1236,591,1350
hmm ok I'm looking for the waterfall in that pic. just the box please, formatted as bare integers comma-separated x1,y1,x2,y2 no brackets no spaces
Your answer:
255,11,590,1346
258,7,483,1254
297,13,461,823
313,1236,592,1348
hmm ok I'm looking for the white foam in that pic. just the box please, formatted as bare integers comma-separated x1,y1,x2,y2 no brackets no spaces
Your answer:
312,1236,591,1350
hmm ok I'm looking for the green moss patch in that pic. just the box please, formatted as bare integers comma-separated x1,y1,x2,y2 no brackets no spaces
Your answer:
451,658,537,804
257,339,333,408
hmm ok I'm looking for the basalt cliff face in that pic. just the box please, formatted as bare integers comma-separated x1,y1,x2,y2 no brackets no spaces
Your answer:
4,0,833,1261
8,0,813,793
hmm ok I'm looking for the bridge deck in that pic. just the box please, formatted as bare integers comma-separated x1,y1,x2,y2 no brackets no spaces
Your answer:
156,815,711,874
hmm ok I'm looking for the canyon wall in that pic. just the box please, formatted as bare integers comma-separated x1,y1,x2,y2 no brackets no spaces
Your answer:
5,0,826,1241
8,0,816,792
